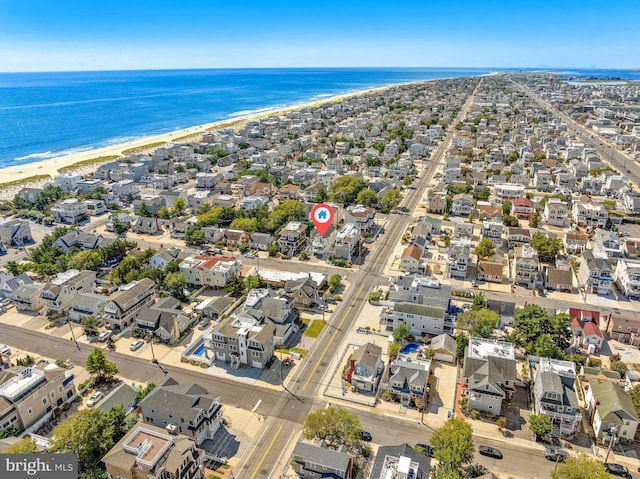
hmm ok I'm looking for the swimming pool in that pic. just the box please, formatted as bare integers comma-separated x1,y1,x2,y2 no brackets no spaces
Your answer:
400,342,420,354
193,344,206,356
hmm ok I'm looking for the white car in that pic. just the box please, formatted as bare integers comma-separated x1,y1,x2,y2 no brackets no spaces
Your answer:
129,339,144,351
98,330,113,342
87,391,104,407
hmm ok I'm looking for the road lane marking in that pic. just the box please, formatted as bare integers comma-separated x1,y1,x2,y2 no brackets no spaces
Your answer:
248,424,283,479
302,282,366,392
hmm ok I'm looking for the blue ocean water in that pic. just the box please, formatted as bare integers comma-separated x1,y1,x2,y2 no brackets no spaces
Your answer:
1,67,638,169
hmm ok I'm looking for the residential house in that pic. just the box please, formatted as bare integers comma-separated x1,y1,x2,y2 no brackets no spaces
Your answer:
619,192,640,215
602,314,640,346
568,308,604,352
239,292,298,347
138,377,222,446
477,259,505,283
401,245,426,274
51,199,87,224
486,299,516,328
95,383,139,415
222,229,249,248
429,334,457,363
40,270,96,316
136,297,194,342
284,276,319,309
585,379,639,440
187,190,215,213
512,245,540,288
370,444,430,479
205,316,275,369
83,199,107,216
427,191,447,214
481,221,504,248
55,231,103,252
131,216,161,235
278,221,307,257
594,230,624,259
564,232,589,254
239,195,268,212
68,292,108,323
614,258,640,300
579,251,614,295
0,273,33,299
54,172,82,192
534,358,582,437
494,183,525,201
380,302,448,337
512,197,535,220
334,223,360,261
462,338,517,415
149,247,187,269
101,423,203,479
103,278,156,330
507,227,531,249
448,240,470,279
179,255,241,288
212,194,238,209
0,364,76,434
249,232,273,251
453,223,474,239
543,199,569,227
12,284,44,312
534,171,553,191
345,204,376,232
450,194,473,216
544,266,574,292
572,202,608,229
290,442,353,479
381,358,431,408
343,342,383,393
0,219,32,247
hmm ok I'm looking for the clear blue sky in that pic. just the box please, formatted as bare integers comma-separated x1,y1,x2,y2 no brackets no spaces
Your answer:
1,0,638,72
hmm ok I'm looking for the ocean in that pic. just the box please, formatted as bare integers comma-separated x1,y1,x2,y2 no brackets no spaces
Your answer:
1,67,638,169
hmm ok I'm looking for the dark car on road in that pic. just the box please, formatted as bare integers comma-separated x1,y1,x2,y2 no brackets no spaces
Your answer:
478,445,503,459
360,431,372,441
604,463,632,478
544,448,568,462
415,443,434,457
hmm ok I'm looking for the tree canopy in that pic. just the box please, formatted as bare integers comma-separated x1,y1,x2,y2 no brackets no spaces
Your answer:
629,384,640,415
473,239,495,260
328,176,366,205
512,305,571,355
550,453,609,479
85,348,118,384
530,232,563,263
302,406,362,449
380,189,402,212
456,308,498,339
430,417,474,470
356,188,379,207
528,413,552,439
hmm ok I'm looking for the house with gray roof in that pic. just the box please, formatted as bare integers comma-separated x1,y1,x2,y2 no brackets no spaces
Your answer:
96,383,139,415
370,443,431,479
585,378,638,440
429,334,456,363
11,283,44,312
55,231,103,252
343,342,383,393
380,358,430,408
139,377,222,446
69,292,108,323
103,278,156,330
0,273,33,299
136,297,195,343
534,358,581,437
463,338,517,415
0,219,32,247
290,441,353,479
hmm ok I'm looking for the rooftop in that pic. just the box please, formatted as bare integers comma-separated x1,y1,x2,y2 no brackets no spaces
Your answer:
122,426,174,468
467,338,514,361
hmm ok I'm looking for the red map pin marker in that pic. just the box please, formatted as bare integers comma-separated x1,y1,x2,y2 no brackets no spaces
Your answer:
310,203,334,237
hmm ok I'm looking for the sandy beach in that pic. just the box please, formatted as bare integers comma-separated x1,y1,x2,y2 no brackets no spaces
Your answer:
0,83,403,201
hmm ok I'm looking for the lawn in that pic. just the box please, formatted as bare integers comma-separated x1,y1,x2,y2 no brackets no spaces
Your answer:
302,320,325,338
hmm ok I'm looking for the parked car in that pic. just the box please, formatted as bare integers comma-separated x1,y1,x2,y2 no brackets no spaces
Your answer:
98,330,113,342
478,445,503,459
242,252,256,259
415,443,434,457
198,319,210,330
604,463,632,478
87,391,104,407
0,346,11,356
360,431,372,441
129,339,144,351
544,448,568,462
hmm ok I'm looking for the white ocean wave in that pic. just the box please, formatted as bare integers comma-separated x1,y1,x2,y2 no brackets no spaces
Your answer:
14,151,56,161
227,106,279,118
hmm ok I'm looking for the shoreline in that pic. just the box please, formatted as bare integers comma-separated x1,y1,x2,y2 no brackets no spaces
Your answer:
0,80,427,200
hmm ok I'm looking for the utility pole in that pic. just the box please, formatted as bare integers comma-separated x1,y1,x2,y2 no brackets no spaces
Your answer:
68,320,80,351
604,426,618,464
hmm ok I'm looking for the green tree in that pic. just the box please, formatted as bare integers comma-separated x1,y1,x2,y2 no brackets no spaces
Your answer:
534,334,564,359
85,348,118,384
136,382,157,402
392,323,411,343
184,225,205,244
455,333,468,362
380,189,402,212
430,417,474,470
225,274,246,296
610,360,628,376
473,238,495,260
356,188,379,207
157,205,172,219
82,316,100,337
434,466,462,479
302,406,362,449
68,250,103,271
456,308,498,339
112,217,129,234
164,272,187,300
550,453,609,479
197,207,225,227
268,199,306,231
328,176,366,205
230,217,259,233
3,437,39,454
530,232,563,263
136,202,151,217
502,200,512,215
528,413,552,440
472,293,487,311
245,274,266,291
629,384,640,415
328,274,342,293
16,355,35,367
502,214,519,227
172,197,186,215
530,210,541,228
513,305,570,353
388,342,400,361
